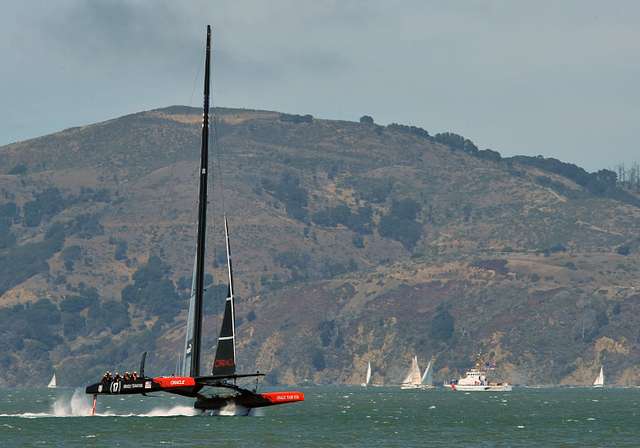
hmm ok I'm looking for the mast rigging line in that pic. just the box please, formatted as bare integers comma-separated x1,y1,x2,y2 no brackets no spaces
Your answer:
154,29,204,273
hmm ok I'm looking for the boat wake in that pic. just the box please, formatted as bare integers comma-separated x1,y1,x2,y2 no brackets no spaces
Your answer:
52,389,93,416
210,402,264,417
0,390,199,418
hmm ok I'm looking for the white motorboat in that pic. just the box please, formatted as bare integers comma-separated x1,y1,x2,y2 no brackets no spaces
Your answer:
444,360,511,392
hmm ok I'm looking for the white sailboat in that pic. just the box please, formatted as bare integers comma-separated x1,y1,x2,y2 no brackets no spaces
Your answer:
401,356,431,390
361,361,372,387
420,358,435,389
593,366,604,388
47,372,57,389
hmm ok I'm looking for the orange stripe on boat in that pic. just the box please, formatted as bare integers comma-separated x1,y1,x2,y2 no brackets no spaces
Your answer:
259,391,305,404
153,376,197,388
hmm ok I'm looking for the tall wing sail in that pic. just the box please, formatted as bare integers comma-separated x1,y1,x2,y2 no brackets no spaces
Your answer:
365,362,372,385
181,255,198,376
182,25,211,378
212,216,237,376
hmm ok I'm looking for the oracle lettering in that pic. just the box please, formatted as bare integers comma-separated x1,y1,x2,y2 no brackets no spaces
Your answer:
214,359,235,368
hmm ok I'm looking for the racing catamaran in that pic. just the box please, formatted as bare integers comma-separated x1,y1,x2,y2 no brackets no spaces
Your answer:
85,25,304,415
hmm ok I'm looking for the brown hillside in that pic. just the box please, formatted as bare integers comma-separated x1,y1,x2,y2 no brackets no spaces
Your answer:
0,106,638,387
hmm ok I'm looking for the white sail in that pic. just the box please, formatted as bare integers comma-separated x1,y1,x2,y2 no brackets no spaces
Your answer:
421,358,433,385
365,361,372,385
593,366,604,387
402,356,422,386
47,373,57,388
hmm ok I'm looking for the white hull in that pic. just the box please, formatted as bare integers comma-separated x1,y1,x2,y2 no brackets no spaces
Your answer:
400,384,435,390
445,383,512,392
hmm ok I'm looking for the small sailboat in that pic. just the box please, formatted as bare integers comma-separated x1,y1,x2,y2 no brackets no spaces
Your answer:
47,372,57,389
420,358,435,389
401,356,431,390
593,366,604,388
361,361,372,387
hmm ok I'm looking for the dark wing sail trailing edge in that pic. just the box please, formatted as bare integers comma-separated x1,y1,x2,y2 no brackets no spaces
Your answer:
212,215,237,376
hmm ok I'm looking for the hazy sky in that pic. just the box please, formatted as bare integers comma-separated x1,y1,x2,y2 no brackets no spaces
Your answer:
2,1,639,171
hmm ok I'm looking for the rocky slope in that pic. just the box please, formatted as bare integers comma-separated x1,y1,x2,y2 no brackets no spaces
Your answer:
0,106,639,387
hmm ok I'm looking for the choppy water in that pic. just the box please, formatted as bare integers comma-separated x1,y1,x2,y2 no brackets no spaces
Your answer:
1,386,639,447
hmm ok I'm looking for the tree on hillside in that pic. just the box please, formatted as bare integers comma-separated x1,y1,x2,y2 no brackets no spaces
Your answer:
121,255,181,321
430,304,455,341
359,115,374,125
378,198,423,250
261,172,309,221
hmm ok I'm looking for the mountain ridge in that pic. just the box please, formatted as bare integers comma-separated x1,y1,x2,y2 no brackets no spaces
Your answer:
0,105,639,388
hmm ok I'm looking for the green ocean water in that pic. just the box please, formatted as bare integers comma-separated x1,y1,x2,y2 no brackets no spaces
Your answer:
1,386,638,447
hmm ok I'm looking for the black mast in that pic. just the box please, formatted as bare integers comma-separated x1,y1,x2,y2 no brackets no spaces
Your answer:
191,25,211,377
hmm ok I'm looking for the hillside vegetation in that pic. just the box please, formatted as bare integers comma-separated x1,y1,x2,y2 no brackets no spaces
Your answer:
1,106,639,387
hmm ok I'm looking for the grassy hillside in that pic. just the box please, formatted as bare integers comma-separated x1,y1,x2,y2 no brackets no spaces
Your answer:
0,106,639,387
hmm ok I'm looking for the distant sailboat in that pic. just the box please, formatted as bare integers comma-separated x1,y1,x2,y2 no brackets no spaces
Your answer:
47,373,57,389
361,361,372,387
593,366,604,388
421,358,435,389
401,356,430,390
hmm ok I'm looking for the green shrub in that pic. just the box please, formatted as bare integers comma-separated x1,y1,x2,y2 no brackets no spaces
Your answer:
8,164,27,175
274,250,311,281
430,305,455,341
262,172,308,221
312,204,372,234
378,215,423,250
617,245,631,256
69,214,104,238
62,312,86,339
121,255,181,321
0,221,16,249
23,188,66,227
0,227,65,296
60,287,99,313
348,177,393,203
